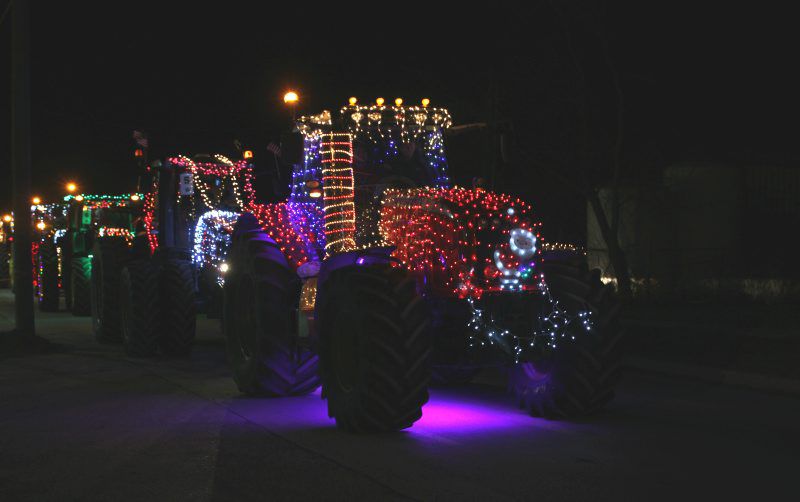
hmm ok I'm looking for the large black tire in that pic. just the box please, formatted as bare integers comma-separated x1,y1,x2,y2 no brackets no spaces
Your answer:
316,264,432,432
157,259,196,356
37,240,60,312
509,259,623,419
91,237,131,342
120,260,161,357
223,227,320,396
70,256,92,316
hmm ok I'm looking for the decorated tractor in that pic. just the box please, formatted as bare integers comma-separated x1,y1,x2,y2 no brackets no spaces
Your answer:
52,194,143,318
117,154,253,356
221,99,623,432
26,195,143,316
30,201,67,311
84,194,145,341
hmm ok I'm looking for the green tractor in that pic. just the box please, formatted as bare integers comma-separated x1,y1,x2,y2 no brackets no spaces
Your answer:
44,194,144,323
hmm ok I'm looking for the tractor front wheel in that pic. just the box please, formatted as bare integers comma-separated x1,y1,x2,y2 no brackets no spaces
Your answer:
508,259,624,419
157,259,196,356
120,260,161,357
317,264,432,432
223,227,319,396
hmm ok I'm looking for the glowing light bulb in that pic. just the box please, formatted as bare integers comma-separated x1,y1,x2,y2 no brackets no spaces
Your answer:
36,221,45,230
75,195,84,202
283,91,299,104
348,97,357,106
130,194,140,201
376,97,385,106
219,262,229,273
66,182,77,193
421,98,430,107
2,214,11,222
394,98,403,106
32,196,41,205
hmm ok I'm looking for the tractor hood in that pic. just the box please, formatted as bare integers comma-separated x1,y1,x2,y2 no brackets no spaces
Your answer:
380,187,544,299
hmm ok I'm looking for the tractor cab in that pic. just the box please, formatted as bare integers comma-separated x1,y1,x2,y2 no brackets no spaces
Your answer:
295,99,451,196
293,98,453,250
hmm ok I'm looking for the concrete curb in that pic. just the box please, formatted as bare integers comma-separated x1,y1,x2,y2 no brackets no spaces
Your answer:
624,355,800,396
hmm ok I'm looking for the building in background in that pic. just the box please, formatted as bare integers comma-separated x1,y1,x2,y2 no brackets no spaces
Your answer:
588,163,800,301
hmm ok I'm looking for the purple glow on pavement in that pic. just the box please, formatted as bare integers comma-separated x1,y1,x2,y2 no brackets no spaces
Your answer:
233,385,558,436
412,390,555,435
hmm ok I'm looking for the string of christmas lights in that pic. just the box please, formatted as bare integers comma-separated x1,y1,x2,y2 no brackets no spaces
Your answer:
321,133,356,255
466,275,593,361
192,209,239,269
98,227,134,243
171,156,254,212
424,129,450,188
298,104,452,144
143,155,256,255
249,202,313,268
381,187,542,298
63,193,142,207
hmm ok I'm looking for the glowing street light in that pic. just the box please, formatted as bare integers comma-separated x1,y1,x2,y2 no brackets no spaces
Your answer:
284,90,299,122
66,182,77,193
32,196,41,205
283,91,299,104
36,221,46,230
2,214,12,223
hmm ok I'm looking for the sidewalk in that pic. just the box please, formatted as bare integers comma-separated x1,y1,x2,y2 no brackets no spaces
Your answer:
621,300,800,394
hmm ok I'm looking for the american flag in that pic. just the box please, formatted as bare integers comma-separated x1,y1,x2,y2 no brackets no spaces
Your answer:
133,130,149,149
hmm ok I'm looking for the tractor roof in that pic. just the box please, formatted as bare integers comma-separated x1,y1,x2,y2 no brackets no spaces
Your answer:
297,100,452,142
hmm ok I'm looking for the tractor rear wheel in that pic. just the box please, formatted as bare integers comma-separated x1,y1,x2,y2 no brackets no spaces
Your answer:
70,256,92,316
317,264,432,432
38,240,60,312
120,260,161,357
223,227,319,396
509,259,624,419
91,237,131,342
157,259,196,356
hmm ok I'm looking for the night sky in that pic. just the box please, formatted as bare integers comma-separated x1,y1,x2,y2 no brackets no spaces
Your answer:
2,2,798,224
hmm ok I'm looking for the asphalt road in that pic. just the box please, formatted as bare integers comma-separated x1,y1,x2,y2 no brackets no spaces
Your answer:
1,290,798,501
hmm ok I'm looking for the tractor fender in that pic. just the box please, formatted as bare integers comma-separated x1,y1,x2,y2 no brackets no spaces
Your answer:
317,247,397,287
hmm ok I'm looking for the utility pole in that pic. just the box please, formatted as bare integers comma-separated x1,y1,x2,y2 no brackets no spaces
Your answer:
11,0,35,337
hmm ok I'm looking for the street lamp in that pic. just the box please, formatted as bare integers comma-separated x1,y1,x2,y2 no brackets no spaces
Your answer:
284,90,299,122
66,182,77,193
31,196,41,205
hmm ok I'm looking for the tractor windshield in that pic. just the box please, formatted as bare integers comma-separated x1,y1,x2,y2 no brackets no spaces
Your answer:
352,136,439,190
